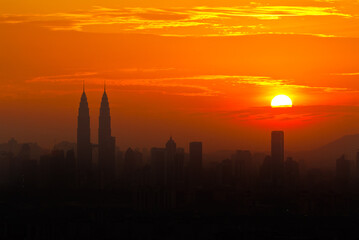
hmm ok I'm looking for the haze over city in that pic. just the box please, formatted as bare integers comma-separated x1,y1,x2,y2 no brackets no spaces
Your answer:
2,0,359,239
2,0,359,152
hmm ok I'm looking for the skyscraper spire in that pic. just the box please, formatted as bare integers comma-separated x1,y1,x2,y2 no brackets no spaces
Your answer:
98,87,116,188
83,80,85,93
77,85,92,185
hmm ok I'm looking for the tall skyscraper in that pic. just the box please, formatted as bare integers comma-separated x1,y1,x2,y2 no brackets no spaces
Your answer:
271,131,284,164
165,137,176,186
174,148,185,186
98,86,116,187
150,147,166,186
77,87,92,185
284,157,299,186
271,131,284,185
189,142,202,186
336,155,351,187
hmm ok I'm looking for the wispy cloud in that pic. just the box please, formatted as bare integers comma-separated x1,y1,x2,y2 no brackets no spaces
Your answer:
27,70,220,97
182,75,350,93
190,5,350,20
207,105,359,122
0,5,353,36
28,72,98,83
334,72,359,76
26,71,353,98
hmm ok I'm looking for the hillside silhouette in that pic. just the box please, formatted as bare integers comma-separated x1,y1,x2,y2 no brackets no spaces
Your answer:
294,134,359,169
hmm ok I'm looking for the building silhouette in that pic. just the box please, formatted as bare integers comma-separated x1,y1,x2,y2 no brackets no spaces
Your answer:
356,151,359,180
271,131,284,163
189,142,203,186
150,147,166,186
336,154,351,188
284,157,299,187
220,158,233,186
271,131,284,185
77,86,92,185
260,155,273,186
98,86,116,188
174,148,185,187
123,148,143,186
231,150,252,187
165,137,176,186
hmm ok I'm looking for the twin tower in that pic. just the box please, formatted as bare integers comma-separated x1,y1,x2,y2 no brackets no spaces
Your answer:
77,86,116,186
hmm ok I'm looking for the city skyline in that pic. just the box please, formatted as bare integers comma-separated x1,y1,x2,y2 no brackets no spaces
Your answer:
2,83,357,154
2,0,359,152
2,85,359,156
3,80,359,153
0,70,358,239
2,0,359,238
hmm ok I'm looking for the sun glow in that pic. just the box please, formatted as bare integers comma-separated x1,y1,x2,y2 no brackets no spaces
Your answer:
271,95,293,108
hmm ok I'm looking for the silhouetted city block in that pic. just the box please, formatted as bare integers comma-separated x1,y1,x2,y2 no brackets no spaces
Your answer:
1,91,359,239
189,141,202,187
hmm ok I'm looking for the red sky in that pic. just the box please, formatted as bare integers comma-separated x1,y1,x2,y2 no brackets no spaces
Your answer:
1,0,359,152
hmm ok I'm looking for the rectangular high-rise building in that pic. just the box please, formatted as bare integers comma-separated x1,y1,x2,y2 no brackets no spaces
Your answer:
336,155,351,187
271,131,284,164
150,148,166,186
189,142,202,186
231,150,252,184
270,131,284,186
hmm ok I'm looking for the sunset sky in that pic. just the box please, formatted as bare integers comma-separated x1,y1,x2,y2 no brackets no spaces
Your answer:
1,0,359,152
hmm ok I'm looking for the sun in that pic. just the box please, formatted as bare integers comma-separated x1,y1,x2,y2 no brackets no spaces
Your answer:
271,95,293,108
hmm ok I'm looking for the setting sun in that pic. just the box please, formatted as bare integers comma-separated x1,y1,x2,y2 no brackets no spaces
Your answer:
271,95,293,108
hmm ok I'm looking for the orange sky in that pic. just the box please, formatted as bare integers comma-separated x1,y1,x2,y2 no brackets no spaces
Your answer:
1,0,359,152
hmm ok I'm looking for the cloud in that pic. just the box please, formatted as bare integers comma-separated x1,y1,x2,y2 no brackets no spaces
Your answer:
190,5,351,20
181,75,350,93
27,70,220,97
0,5,353,36
209,105,359,122
25,71,353,99
28,72,99,83
334,72,359,76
